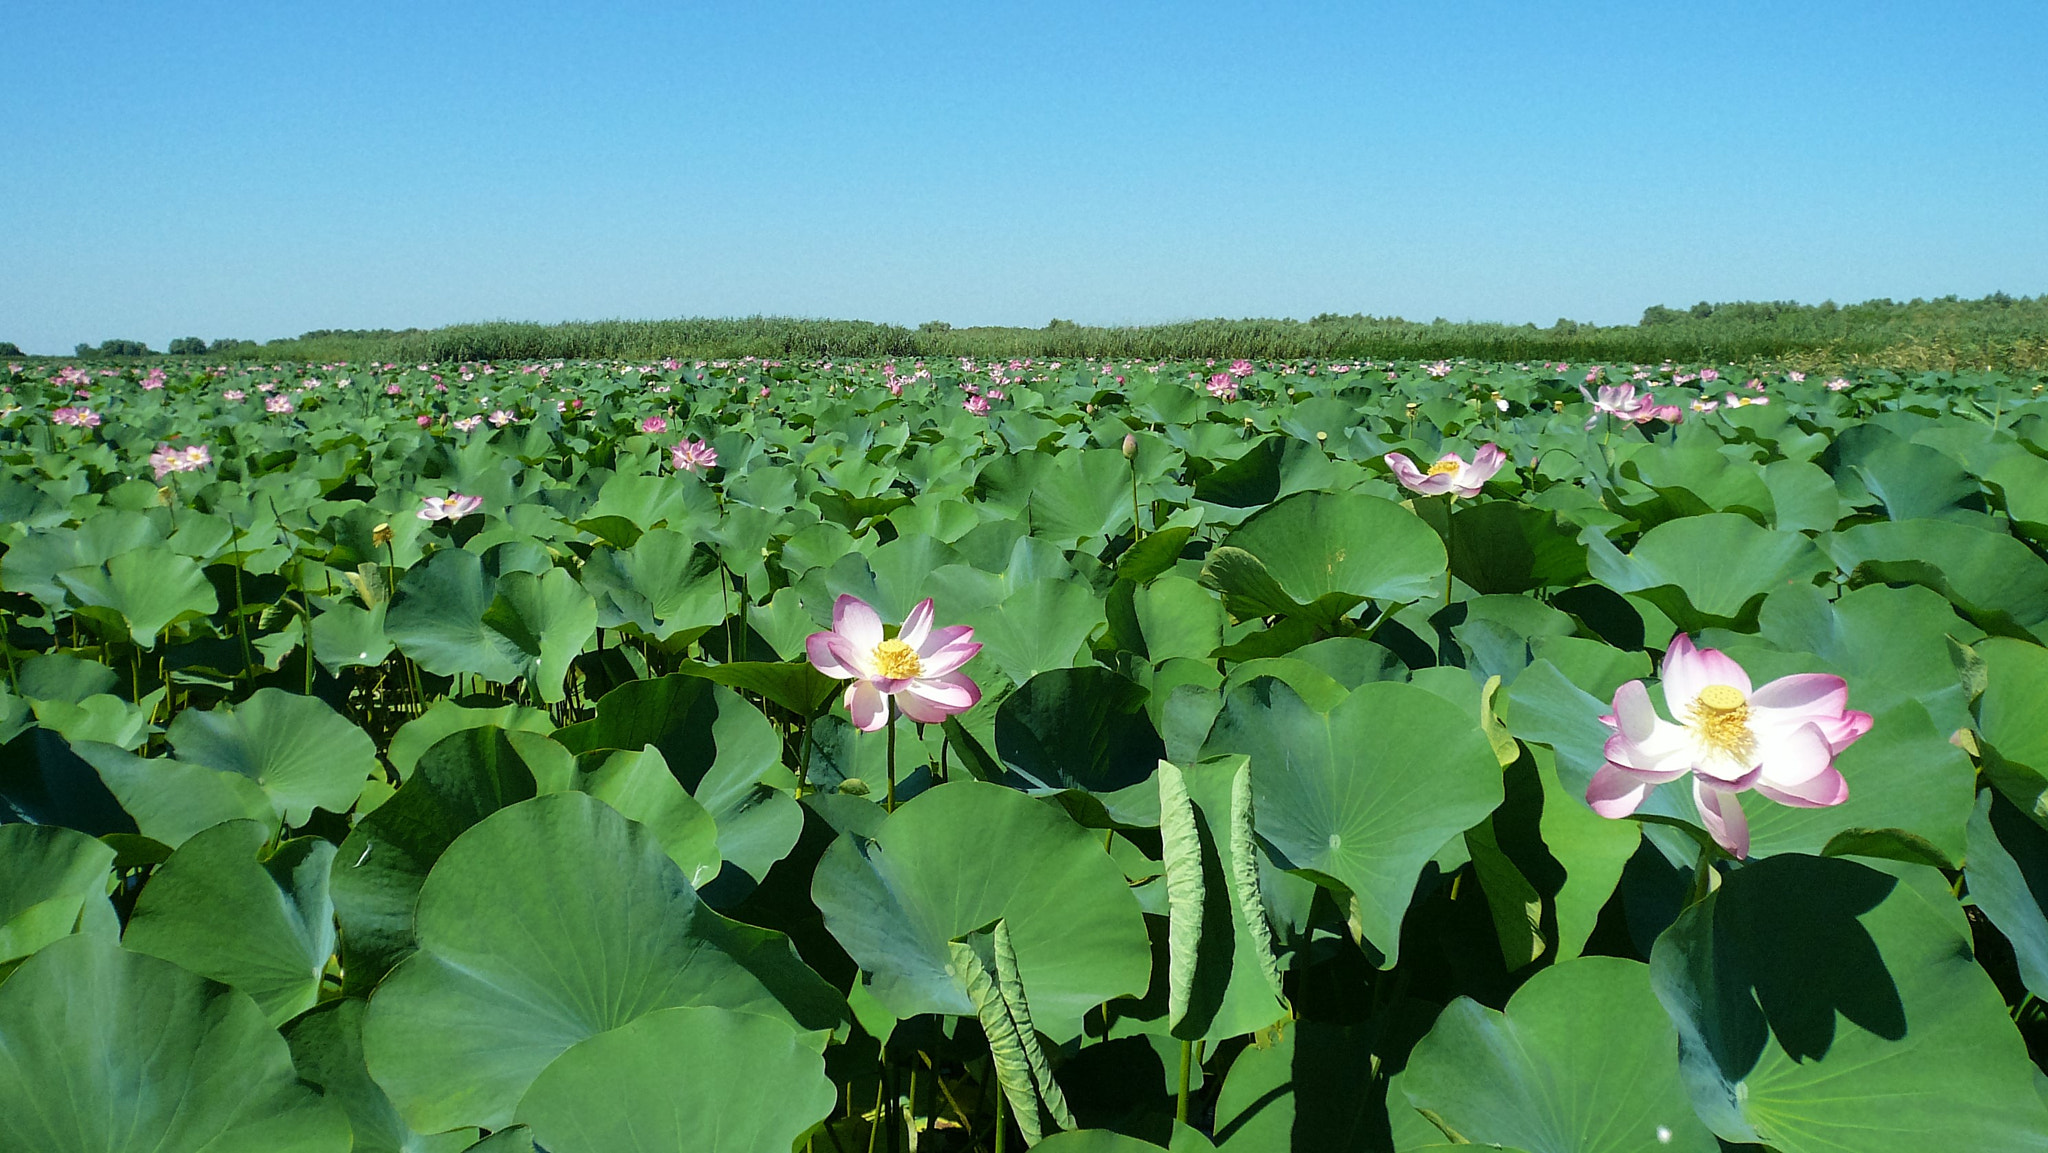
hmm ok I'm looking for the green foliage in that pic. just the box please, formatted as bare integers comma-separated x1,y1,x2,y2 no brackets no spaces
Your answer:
0,348,2044,1148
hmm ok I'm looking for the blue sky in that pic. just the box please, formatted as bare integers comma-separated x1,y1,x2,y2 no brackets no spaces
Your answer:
4,1,2044,353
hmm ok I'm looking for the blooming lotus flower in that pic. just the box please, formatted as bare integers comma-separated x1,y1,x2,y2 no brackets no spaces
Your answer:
1385,443,1506,498
1425,360,1452,378
1825,377,1851,392
963,394,990,415
418,493,483,521
671,437,717,472
1579,383,1644,428
148,444,182,480
1206,373,1238,400
640,415,668,434
489,409,515,426
1587,635,1871,858
452,415,483,432
805,595,981,731
180,444,211,470
1229,358,1255,378
51,406,100,427
223,389,246,401
266,396,294,414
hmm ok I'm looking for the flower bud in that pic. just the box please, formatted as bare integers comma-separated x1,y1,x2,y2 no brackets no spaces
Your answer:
1122,433,1137,459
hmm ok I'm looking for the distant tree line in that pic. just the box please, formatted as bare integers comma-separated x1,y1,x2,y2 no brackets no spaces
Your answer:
35,294,2048,369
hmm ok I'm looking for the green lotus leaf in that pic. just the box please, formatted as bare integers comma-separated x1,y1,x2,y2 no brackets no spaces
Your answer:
1207,491,1446,617
0,509,165,605
810,780,1149,1040
1191,434,1340,508
362,792,843,1133
1828,423,1981,522
123,819,335,1026
383,546,525,683
1203,678,1503,965
310,600,392,673
1964,789,2048,1001
1972,636,2048,821
996,666,1165,826
0,934,350,1153
554,676,801,885
73,740,279,848
1827,519,2048,641
330,726,547,993
285,999,477,1153
168,687,379,825
579,527,727,641
1210,1020,1377,1152
0,823,116,967
513,1005,836,1153
1447,499,1590,595
57,547,218,647
1585,512,1829,631
956,575,1107,685
1402,956,1716,1152
386,699,556,780
1651,854,2048,1150
571,744,720,887
480,565,597,703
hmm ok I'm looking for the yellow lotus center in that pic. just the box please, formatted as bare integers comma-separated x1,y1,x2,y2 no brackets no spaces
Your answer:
1426,460,1462,476
873,638,923,679
1688,683,1754,758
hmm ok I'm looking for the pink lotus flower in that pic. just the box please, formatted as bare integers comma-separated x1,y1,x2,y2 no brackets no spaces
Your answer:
386,383,403,395
1384,444,1506,498
640,415,668,434
1700,368,1720,383
418,493,483,521
148,444,181,480
452,415,483,432
223,389,246,401
1587,635,1871,858
51,406,100,427
489,409,515,426
1425,360,1452,378
671,438,718,472
1787,371,1806,382
1579,383,1643,428
1825,377,1850,392
148,442,212,480
1206,373,1238,400
1229,358,1255,378
805,595,981,731
140,369,166,391
1690,398,1719,413
417,414,433,427
963,394,990,415
266,396,294,414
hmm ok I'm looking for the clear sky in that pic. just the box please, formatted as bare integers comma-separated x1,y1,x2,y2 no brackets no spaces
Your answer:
4,1,2044,353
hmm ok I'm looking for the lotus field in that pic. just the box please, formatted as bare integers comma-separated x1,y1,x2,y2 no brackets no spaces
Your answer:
9,352,2048,1153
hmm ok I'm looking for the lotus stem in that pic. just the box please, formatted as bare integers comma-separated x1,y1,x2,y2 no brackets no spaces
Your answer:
885,700,898,812
1176,1038,1193,1123
866,1075,885,1153
795,714,816,796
